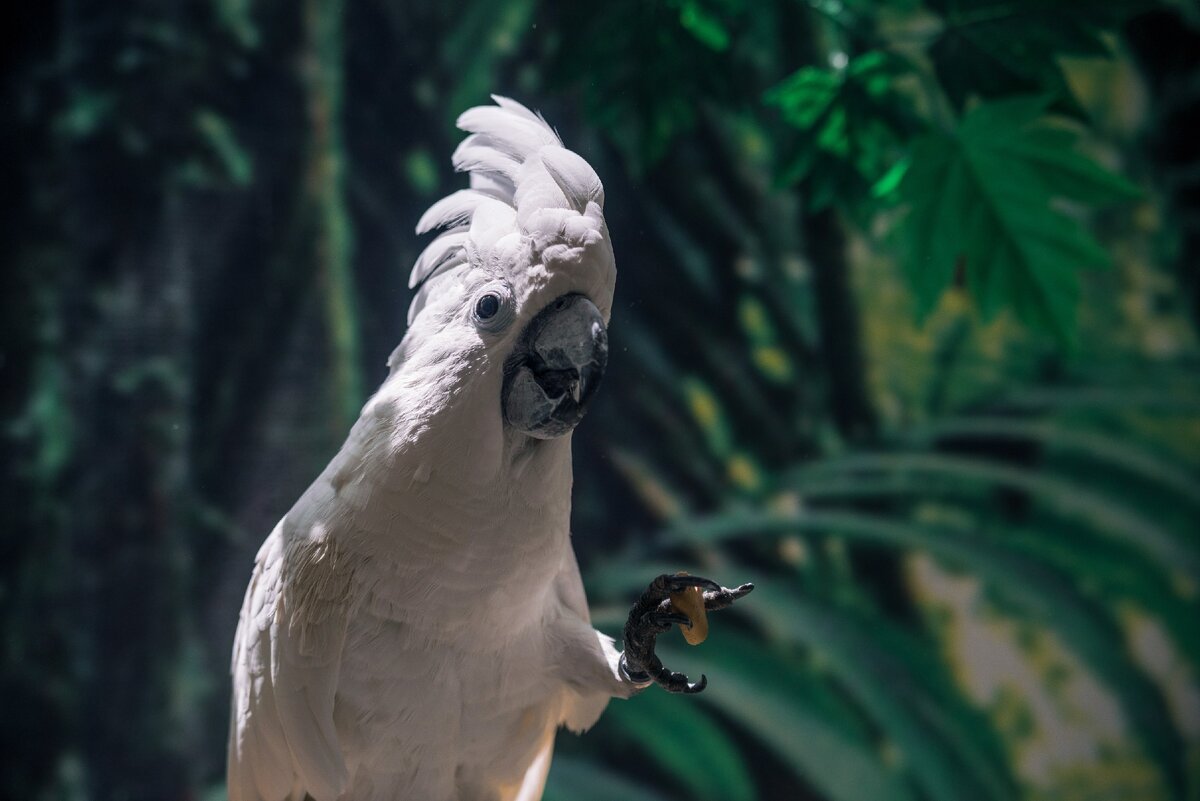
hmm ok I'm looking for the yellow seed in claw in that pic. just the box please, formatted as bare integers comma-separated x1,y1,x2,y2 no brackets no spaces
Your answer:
669,577,709,646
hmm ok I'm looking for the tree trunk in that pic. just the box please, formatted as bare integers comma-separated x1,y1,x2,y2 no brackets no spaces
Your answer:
802,206,878,443
302,0,363,435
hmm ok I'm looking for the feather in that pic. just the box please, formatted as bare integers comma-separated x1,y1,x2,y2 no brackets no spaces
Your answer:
409,230,469,289
408,97,614,325
415,189,491,235
407,263,468,326
228,525,350,801
490,94,548,125
469,171,517,200
539,146,605,212
452,135,522,182
468,197,518,253
513,161,571,229
455,107,560,160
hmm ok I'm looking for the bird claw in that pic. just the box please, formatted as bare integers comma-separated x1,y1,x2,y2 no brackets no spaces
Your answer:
647,610,694,630
663,574,722,594
620,573,754,694
701,582,755,612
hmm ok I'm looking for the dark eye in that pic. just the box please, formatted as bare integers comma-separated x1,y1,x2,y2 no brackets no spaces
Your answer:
475,293,501,320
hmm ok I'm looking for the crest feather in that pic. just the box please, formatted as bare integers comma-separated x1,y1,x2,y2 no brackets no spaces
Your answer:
415,189,491,236
407,97,605,326
409,230,469,289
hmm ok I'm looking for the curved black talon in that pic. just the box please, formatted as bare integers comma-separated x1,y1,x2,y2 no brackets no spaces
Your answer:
620,572,752,694
657,670,707,694
702,582,755,612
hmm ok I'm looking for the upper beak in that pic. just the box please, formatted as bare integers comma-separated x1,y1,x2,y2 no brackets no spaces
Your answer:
502,294,608,439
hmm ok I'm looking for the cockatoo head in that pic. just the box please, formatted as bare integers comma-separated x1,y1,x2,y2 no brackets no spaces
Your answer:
385,97,616,461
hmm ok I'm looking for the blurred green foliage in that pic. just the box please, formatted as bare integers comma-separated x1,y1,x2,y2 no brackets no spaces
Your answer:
3,1,1200,801
896,95,1141,340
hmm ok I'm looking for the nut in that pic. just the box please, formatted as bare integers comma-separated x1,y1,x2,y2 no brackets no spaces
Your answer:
668,573,709,646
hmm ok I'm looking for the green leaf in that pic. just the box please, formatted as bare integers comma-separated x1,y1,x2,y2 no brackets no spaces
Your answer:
638,195,720,299
659,509,1189,797
765,52,919,209
897,97,1139,342
8,359,74,480
403,148,439,196
794,452,1200,579
215,0,260,48
683,377,735,459
608,448,691,522
673,0,732,51
998,386,1200,414
628,382,726,497
194,109,253,186
871,156,910,202
660,634,919,801
54,91,116,140
899,135,966,316
911,417,1200,509
999,522,1200,672
551,1,739,171
925,0,1148,111
442,0,538,130
603,690,755,801
991,127,1141,204
765,68,839,129
742,584,1018,801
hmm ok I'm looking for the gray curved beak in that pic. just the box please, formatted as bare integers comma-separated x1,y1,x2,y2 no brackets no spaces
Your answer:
502,294,608,439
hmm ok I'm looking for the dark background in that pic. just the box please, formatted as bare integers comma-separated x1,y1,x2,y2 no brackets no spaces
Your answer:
3,1,1199,800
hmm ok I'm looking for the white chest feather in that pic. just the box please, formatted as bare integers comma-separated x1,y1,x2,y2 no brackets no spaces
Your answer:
325,414,577,799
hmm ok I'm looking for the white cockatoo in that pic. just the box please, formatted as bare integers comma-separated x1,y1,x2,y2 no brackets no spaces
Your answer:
228,96,752,801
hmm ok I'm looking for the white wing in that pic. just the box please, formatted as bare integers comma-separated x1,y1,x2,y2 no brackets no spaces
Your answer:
549,548,632,734
504,550,615,801
228,515,353,801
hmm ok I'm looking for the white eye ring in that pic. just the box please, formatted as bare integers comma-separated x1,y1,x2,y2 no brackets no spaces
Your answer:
470,282,515,332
